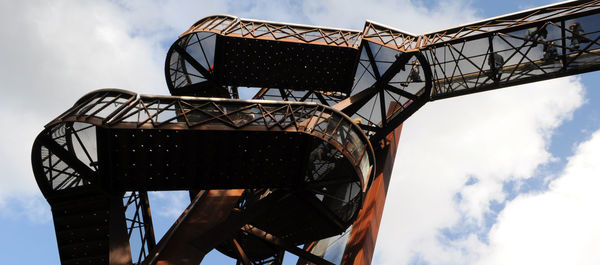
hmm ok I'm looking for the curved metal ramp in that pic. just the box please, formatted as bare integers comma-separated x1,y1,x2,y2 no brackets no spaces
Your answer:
31,89,374,263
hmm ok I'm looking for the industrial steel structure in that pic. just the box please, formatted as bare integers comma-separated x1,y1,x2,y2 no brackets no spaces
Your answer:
31,1,600,264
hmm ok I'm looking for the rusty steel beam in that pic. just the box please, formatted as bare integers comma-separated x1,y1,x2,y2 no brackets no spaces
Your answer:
340,124,404,265
180,1,600,53
139,191,157,251
142,190,244,265
232,238,252,265
183,15,362,48
242,225,336,265
109,194,134,265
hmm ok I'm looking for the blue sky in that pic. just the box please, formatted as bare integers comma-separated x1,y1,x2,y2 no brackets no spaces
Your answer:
1,0,600,264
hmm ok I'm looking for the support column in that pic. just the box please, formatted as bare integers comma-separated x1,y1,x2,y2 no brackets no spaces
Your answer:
340,123,404,265
139,191,157,250
110,193,134,265
142,189,244,265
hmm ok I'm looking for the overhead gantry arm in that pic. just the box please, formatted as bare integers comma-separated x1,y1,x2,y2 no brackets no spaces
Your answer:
164,2,600,142
337,0,600,142
419,0,600,100
162,2,600,144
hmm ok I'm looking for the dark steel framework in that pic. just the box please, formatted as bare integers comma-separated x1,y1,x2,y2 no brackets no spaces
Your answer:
31,1,600,264
123,191,156,264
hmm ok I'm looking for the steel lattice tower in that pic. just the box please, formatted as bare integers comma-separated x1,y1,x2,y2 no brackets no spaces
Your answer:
31,1,600,264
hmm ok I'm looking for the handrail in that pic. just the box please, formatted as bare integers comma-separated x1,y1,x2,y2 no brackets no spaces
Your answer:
35,89,375,196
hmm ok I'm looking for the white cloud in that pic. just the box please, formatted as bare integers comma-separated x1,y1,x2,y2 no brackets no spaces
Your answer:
0,195,52,224
0,0,166,201
474,129,600,265
376,77,584,265
148,191,190,219
0,109,43,201
302,0,479,33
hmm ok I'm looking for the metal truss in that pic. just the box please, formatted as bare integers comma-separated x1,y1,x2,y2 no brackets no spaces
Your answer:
169,1,600,142
166,32,431,142
237,224,336,265
140,190,336,265
178,1,600,52
123,191,156,265
40,88,374,205
32,122,97,196
420,1,600,46
422,0,600,99
252,42,432,141
182,15,362,48
33,1,600,265
32,89,376,264
361,21,419,51
49,89,373,186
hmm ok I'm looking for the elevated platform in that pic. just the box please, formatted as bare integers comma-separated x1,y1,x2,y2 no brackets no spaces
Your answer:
166,5,600,139
31,2,600,264
166,15,361,96
31,89,374,263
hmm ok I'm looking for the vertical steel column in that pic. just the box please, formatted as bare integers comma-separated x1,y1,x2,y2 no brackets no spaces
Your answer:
139,191,157,250
110,193,134,265
561,20,568,70
340,124,404,265
142,189,244,265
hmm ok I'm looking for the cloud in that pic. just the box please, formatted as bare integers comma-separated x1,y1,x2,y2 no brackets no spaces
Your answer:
301,0,480,33
0,0,166,200
375,77,584,265
0,195,52,224
475,129,600,265
148,191,190,219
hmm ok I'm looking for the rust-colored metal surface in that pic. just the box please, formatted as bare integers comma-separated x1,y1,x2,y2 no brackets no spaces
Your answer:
341,124,403,265
144,189,243,265
31,90,375,264
181,15,362,48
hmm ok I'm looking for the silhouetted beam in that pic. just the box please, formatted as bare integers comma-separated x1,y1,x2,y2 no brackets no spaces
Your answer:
340,124,404,265
232,238,252,265
173,44,215,83
109,193,134,265
142,190,243,265
242,225,336,265
38,134,97,184
139,191,156,250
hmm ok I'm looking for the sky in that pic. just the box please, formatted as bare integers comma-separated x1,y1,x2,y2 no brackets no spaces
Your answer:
0,0,599,264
